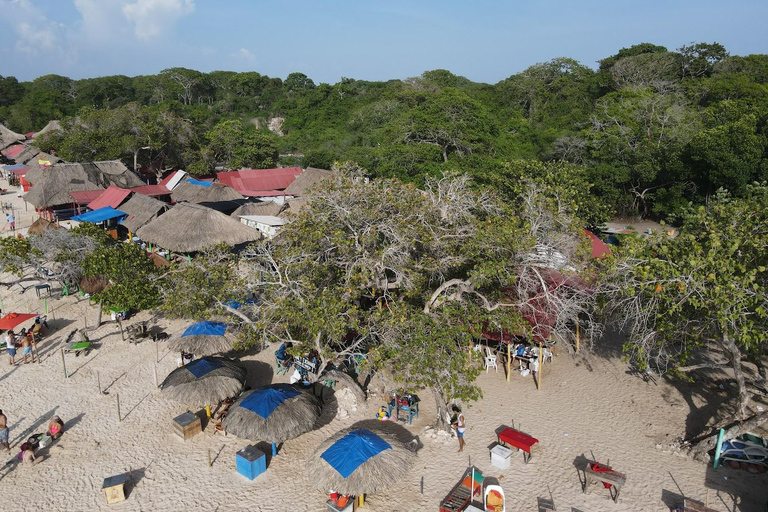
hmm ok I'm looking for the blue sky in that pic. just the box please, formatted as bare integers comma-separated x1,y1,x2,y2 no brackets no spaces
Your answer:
1,0,767,84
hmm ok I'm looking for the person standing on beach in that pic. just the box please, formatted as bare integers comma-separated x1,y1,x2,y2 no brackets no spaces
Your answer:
531,354,540,387
5,330,16,366
20,334,35,364
0,409,10,452
6,213,14,231
451,405,466,452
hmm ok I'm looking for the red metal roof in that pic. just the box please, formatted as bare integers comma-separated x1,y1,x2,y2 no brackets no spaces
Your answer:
70,189,106,205
582,229,612,259
159,171,179,186
217,167,301,197
131,184,171,197
25,132,37,139
88,185,131,210
2,144,26,159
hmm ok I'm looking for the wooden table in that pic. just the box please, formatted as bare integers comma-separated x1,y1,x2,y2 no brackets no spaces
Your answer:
584,463,626,503
497,427,539,463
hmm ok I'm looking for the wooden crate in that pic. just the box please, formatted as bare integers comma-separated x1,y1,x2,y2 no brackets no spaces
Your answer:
102,474,128,504
173,411,202,440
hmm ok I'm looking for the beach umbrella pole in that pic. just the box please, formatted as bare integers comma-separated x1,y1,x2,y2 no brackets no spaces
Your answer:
60,348,68,378
272,442,277,457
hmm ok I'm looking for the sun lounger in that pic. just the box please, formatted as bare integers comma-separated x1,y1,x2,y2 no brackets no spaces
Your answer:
584,462,626,503
64,341,91,356
439,467,483,512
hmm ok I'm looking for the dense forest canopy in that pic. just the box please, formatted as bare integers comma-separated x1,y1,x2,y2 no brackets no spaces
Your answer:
3,42,768,219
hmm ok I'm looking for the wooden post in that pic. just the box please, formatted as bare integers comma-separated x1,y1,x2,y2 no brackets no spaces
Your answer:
421,476,423,494
60,348,67,378
43,297,48,314
155,339,159,363
205,405,211,418
97,371,101,394
575,322,580,353
153,363,158,388
207,449,212,467
506,342,511,382
116,393,121,422
705,489,710,507
117,317,124,341
538,342,543,391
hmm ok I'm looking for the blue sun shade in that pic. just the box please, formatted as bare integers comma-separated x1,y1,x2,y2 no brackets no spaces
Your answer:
185,358,224,378
182,321,227,337
240,385,300,419
321,429,391,478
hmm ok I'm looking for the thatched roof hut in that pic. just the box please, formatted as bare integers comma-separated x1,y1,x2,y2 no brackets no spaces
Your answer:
168,321,237,356
282,167,334,197
222,384,321,444
307,421,418,496
79,275,108,295
160,356,247,405
27,217,61,235
119,193,168,233
0,124,26,151
136,203,260,252
24,161,144,208
32,120,62,139
172,180,244,204
230,201,283,218
281,196,312,216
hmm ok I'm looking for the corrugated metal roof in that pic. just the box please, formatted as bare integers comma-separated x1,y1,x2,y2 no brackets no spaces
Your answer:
2,144,26,159
131,184,171,197
88,185,132,210
217,167,301,197
70,189,107,205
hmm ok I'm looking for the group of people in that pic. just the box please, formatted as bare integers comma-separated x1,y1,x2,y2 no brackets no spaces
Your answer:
0,409,64,466
3,316,45,366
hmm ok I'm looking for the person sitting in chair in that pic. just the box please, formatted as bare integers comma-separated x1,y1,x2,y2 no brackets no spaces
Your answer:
275,341,294,367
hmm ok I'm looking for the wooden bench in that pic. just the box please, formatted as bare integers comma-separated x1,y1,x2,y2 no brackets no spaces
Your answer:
584,463,626,503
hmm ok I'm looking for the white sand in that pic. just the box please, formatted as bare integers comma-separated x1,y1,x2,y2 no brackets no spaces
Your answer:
0,176,766,511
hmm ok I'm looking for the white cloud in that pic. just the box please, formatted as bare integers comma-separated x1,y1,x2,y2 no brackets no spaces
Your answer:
123,0,195,40
0,0,67,56
233,48,256,62
73,0,131,42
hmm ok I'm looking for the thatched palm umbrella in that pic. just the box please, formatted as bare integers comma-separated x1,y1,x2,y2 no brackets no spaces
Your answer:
308,423,417,496
169,321,237,356
223,384,321,456
27,217,61,235
136,203,260,253
160,356,247,405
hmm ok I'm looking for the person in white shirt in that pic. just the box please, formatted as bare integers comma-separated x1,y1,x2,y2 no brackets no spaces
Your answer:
5,330,17,366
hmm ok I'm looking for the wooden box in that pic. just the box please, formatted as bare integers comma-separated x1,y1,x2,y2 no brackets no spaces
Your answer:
102,473,128,504
173,411,202,440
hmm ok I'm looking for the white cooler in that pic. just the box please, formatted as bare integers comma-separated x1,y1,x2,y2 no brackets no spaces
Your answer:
490,444,513,469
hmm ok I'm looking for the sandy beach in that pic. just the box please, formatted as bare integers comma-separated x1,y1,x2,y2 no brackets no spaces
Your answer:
1,177,767,512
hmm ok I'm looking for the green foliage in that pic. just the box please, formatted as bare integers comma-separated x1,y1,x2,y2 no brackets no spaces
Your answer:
0,237,37,276
159,245,243,319
204,120,278,169
82,243,159,310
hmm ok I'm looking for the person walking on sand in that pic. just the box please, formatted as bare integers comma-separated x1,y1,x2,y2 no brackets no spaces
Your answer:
0,409,10,452
5,330,17,366
451,405,466,452
6,212,14,232
20,334,35,364
531,354,540,387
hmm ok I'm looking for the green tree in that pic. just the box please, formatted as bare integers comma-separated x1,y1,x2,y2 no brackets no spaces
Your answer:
605,186,768,426
204,120,278,169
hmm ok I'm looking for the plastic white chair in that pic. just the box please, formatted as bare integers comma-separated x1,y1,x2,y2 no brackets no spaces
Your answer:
484,483,505,512
484,346,498,373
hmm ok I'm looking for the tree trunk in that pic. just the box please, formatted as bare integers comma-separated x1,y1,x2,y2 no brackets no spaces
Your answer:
86,303,103,332
722,333,749,420
432,387,449,430
689,410,768,461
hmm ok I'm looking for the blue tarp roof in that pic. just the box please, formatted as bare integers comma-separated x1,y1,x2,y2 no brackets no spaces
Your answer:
185,358,224,378
240,384,299,419
321,429,391,478
71,206,127,223
225,298,257,309
187,178,213,187
5,164,27,171
182,321,228,337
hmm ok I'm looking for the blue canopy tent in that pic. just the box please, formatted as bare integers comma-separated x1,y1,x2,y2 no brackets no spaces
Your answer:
160,356,247,405
71,206,127,224
309,423,418,496
187,178,214,187
169,321,236,356
222,384,321,456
